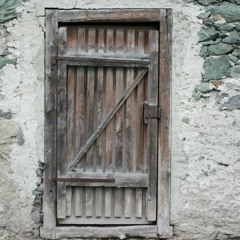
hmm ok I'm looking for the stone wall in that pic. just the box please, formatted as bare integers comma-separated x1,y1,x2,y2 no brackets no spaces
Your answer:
0,0,240,239
193,0,240,108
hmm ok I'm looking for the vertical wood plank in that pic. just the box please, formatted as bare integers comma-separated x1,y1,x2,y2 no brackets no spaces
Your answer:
56,27,68,220
67,67,76,162
57,182,67,219
66,28,78,165
135,188,143,218
95,29,105,218
146,30,159,221
85,29,96,218
124,30,135,218
114,29,124,218
86,28,96,172
75,187,83,216
104,29,114,218
86,67,95,217
104,187,112,217
57,27,67,174
67,27,78,54
66,187,72,217
78,28,86,54
95,187,103,217
114,188,122,218
96,29,104,172
158,9,172,235
85,187,93,217
125,30,134,173
124,187,132,218
105,30,114,172
86,66,95,171
75,67,86,170
136,30,145,173
75,28,87,170
43,9,58,232
135,30,145,218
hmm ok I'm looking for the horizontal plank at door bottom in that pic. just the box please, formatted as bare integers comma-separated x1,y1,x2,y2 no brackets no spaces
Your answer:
56,172,148,188
58,215,151,225
55,226,158,239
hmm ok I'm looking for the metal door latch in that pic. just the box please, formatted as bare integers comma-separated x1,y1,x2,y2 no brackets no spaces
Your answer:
144,103,160,124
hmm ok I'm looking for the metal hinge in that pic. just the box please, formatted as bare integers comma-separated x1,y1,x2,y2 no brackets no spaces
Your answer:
144,103,160,124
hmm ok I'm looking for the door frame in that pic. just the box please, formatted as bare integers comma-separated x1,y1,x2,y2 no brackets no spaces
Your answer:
41,8,172,239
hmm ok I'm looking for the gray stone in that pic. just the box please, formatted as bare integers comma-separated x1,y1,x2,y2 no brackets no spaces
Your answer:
0,0,19,23
182,117,190,124
201,38,221,46
32,187,43,197
194,0,221,6
228,55,238,63
235,23,240,31
208,43,233,55
195,82,215,93
216,24,235,32
222,95,240,110
218,32,228,39
203,19,214,27
232,49,240,56
223,31,240,44
33,197,42,208
197,11,211,20
32,211,41,224
199,46,209,57
0,110,12,119
192,91,202,100
230,66,240,78
36,168,44,178
0,57,16,69
203,55,231,81
211,3,240,23
16,127,25,146
232,0,240,4
198,28,219,42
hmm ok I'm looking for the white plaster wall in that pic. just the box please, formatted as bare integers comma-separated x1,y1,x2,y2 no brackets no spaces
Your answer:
0,0,240,239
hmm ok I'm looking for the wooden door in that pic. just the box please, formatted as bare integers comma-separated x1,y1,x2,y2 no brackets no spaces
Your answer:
55,25,159,225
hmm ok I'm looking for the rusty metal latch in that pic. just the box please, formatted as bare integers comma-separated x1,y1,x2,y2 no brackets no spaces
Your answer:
144,103,160,124
51,56,57,65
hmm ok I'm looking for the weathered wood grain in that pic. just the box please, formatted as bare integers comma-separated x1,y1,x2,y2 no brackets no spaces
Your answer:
158,9,172,235
57,182,67,219
55,225,158,238
74,187,83,217
67,68,148,171
58,9,161,23
43,9,58,234
66,187,72,217
146,30,159,221
44,8,172,237
58,172,148,188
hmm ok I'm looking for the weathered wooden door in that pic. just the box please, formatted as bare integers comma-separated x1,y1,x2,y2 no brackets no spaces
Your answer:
55,25,159,225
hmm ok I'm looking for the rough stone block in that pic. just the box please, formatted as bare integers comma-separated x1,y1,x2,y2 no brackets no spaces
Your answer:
203,55,231,80
208,42,233,55
211,3,240,23
230,65,240,78
198,28,219,42
223,31,240,44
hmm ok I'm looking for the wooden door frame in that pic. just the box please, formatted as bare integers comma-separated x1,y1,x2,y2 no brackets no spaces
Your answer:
41,8,172,239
